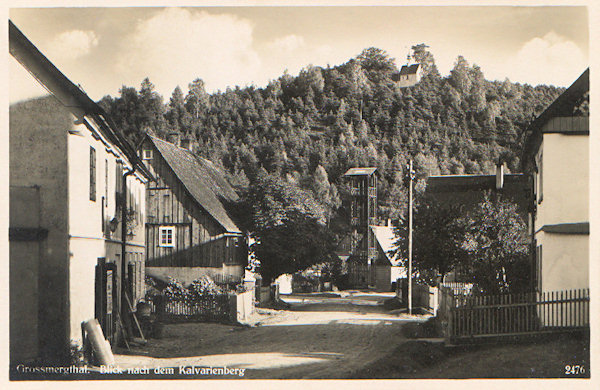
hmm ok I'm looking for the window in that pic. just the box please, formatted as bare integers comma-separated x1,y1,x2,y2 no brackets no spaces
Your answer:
105,159,108,205
159,226,175,247
90,146,96,201
535,244,543,292
101,196,105,234
142,149,153,160
535,148,543,204
163,193,170,222
115,160,123,206
538,151,543,203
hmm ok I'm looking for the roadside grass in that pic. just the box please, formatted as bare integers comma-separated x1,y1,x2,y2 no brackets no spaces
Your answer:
351,331,590,379
401,316,443,339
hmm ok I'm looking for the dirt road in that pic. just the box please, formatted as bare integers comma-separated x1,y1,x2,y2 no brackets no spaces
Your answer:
116,291,428,379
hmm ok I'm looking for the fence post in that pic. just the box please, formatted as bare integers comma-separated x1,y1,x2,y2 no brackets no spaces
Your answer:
229,293,238,323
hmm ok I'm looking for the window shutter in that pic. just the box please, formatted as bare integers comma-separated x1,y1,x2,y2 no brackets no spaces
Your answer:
90,147,96,201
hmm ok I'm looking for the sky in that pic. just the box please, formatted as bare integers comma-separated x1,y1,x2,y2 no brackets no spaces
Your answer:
8,5,590,104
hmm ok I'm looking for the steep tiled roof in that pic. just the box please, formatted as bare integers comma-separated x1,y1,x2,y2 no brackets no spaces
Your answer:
530,68,589,133
149,136,242,233
399,63,420,75
522,68,589,170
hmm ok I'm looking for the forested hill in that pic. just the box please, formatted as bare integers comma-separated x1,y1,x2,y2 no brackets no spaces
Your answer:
98,45,563,224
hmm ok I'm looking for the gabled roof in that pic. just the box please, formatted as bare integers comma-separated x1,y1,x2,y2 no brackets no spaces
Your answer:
344,167,377,176
9,20,152,180
148,135,242,233
522,68,589,169
371,225,402,266
529,68,589,134
399,63,420,76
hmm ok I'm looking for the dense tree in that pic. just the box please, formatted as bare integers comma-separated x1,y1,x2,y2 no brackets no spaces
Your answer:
97,45,562,279
394,198,466,285
458,193,531,294
236,171,336,283
395,192,530,293
165,86,192,134
411,43,439,78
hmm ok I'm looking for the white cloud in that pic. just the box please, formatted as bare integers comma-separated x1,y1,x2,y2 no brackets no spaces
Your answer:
116,8,262,97
505,32,587,87
267,34,305,52
48,30,98,60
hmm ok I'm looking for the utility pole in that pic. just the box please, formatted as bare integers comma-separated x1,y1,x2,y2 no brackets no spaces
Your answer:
407,159,415,315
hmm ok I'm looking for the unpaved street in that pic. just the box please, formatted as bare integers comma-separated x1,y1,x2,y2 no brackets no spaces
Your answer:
116,291,429,378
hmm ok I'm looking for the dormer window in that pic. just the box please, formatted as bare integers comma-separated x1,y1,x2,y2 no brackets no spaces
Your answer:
142,149,153,160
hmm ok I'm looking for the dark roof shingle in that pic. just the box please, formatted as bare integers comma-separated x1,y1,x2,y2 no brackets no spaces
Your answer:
149,136,241,233
399,64,420,75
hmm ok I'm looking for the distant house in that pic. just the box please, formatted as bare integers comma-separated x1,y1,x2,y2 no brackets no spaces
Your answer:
371,225,406,292
426,165,530,217
522,68,589,294
139,134,247,286
392,63,423,88
425,165,531,283
9,21,152,365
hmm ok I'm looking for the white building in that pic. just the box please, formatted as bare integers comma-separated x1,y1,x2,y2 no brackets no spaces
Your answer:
522,68,589,294
9,21,152,365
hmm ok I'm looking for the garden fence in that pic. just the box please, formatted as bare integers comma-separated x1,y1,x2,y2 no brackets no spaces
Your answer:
444,288,589,341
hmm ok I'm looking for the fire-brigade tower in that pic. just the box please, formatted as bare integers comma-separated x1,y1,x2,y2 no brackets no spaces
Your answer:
343,167,378,287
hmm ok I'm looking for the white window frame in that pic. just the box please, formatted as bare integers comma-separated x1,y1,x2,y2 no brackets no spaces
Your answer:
142,149,153,160
159,226,175,247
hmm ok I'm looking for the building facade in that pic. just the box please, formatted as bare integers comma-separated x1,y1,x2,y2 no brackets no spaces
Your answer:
9,21,151,365
140,134,247,286
522,68,589,294
392,63,423,88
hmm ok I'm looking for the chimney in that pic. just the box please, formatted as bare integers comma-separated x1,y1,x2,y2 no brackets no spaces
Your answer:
166,131,180,146
180,138,191,151
387,218,392,227
496,163,504,190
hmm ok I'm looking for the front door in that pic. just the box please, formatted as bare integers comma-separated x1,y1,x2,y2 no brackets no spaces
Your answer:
95,258,117,347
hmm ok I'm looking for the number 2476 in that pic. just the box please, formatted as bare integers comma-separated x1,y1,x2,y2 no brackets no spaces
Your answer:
565,365,585,375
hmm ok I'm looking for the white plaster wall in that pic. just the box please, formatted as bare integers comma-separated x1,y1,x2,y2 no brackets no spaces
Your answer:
67,118,148,344
536,134,589,230
275,274,293,294
68,238,104,342
537,231,589,292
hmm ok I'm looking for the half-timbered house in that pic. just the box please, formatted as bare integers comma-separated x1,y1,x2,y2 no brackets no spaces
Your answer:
140,134,247,286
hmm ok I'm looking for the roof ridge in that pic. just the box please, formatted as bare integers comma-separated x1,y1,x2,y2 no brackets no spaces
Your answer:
148,135,242,233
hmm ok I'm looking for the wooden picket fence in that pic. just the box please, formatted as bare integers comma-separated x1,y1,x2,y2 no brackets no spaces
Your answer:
442,288,589,341
148,293,232,323
439,282,474,297
212,273,242,287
